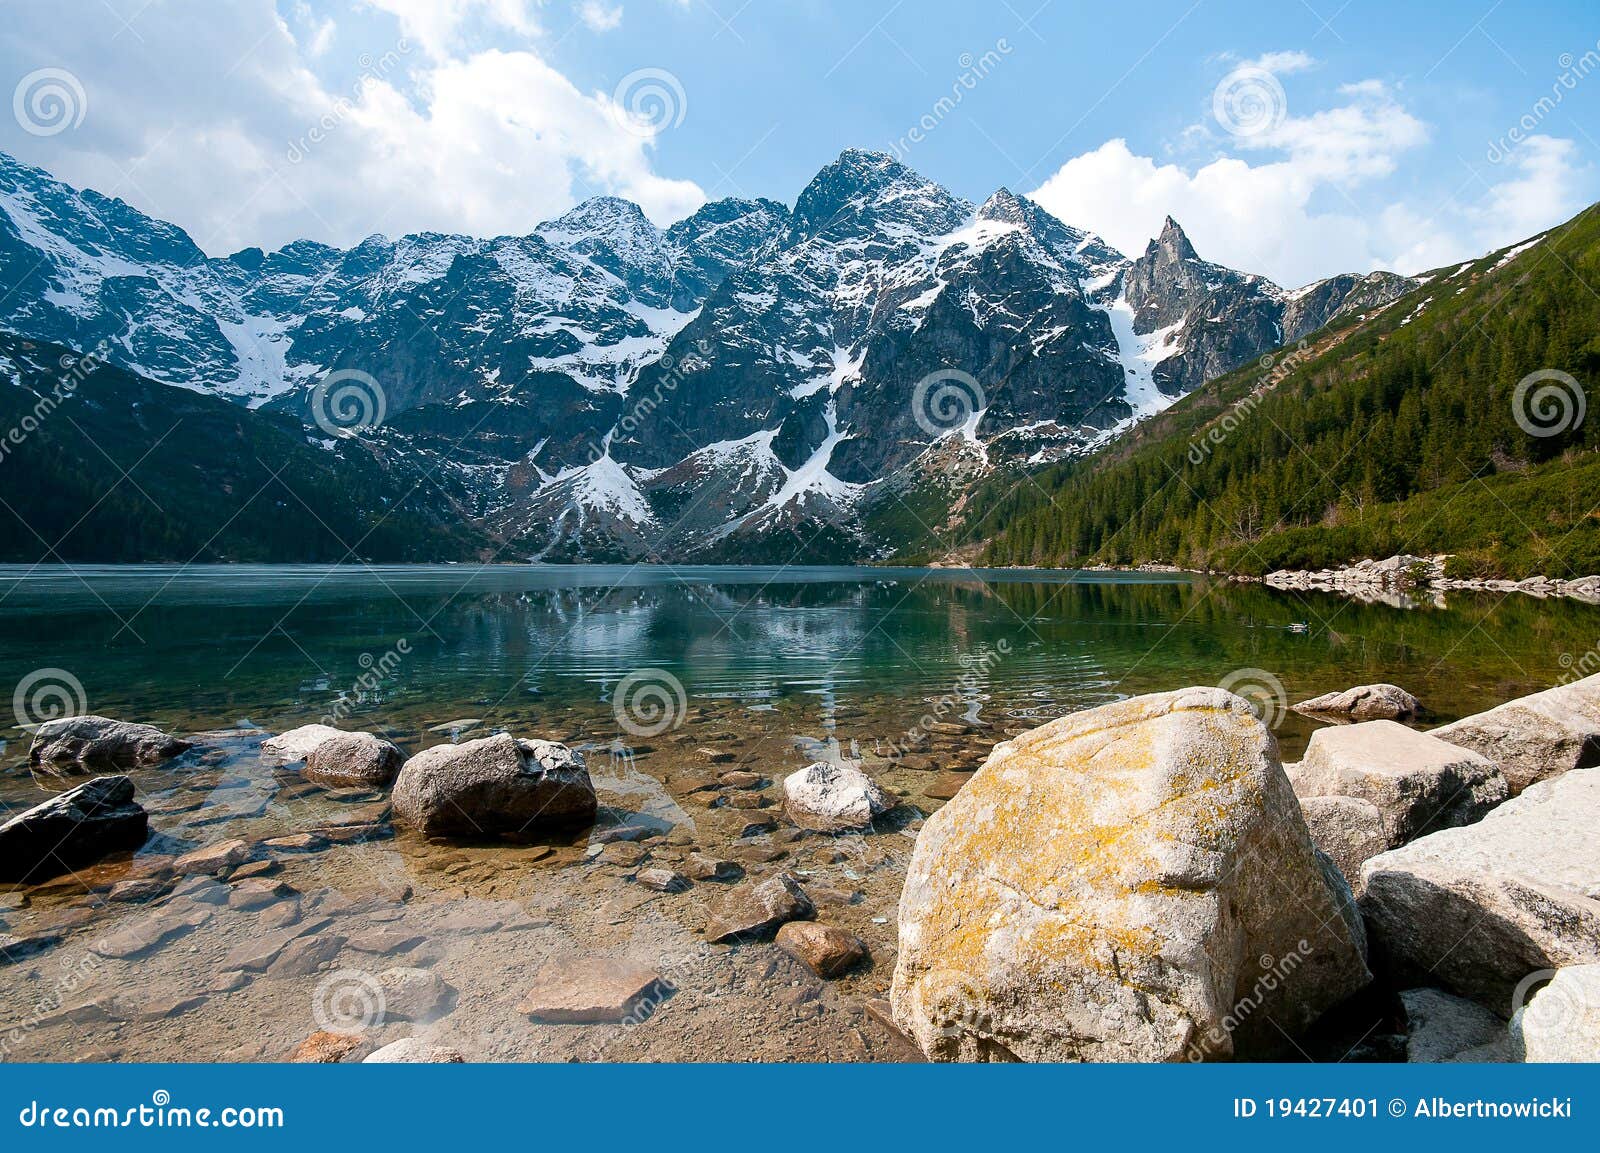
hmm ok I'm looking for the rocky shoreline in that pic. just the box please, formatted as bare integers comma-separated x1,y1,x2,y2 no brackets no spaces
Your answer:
1239,554,1600,607
3,671,1598,1063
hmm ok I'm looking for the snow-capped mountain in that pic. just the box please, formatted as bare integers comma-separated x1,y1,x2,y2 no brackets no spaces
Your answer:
0,148,1417,562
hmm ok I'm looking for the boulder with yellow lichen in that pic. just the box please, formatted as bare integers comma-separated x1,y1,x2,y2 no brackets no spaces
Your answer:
889,687,1371,1062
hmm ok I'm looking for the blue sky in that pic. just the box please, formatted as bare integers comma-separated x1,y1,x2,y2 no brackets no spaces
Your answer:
2,0,1597,284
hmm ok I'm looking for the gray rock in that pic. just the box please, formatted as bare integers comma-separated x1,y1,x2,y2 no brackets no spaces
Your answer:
1401,988,1509,1062
1510,965,1600,1061
1295,794,1389,894
1290,721,1507,847
261,724,343,764
377,967,453,1021
0,775,148,883
304,731,405,788
1294,683,1421,721
28,715,189,772
392,733,596,840
891,688,1372,1062
781,762,896,833
1361,768,1600,1010
172,838,251,876
705,873,814,942
1432,672,1600,793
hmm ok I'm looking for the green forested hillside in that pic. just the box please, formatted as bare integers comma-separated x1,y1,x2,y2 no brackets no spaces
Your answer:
976,205,1600,579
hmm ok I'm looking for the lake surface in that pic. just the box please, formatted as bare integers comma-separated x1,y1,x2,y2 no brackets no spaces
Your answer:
0,565,1593,1062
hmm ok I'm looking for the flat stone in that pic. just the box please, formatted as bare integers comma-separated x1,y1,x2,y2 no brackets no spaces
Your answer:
697,747,736,764
221,918,331,971
289,1030,369,1063
209,971,250,993
516,956,666,1023
683,853,740,882
266,933,348,977
727,792,767,809
718,771,763,789
106,877,171,903
0,931,62,964
1361,767,1600,1009
635,868,690,893
922,772,970,801
705,873,814,943
776,921,868,977
595,841,647,869
227,878,297,911
91,909,208,959
172,838,251,876
347,927,425,955
263,833,326,852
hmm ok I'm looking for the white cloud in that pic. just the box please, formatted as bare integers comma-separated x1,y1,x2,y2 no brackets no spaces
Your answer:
0,0,703,253
577,1,624,33
1031,74,1590,285
1243,50,1315,75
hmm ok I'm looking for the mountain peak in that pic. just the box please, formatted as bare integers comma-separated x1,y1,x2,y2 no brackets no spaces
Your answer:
792,149,968,241
1153,215,1198,261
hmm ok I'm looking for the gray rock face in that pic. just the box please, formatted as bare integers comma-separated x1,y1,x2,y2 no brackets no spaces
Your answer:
704,873,815,942
28,715,189,772
303,731,405,788
1401,988,1509,1062
1295,794,1390,895
0,775,148,882
1293,683,1420,721
1432,673,1600,793
1290,721,1507,847
392,733,595,840
1510,966,1600,1061
891,688,1371,1062
782,761,896,833
377,967,453,1022
1360,768,1600,1010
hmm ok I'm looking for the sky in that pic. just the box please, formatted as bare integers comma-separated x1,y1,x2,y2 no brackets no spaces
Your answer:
1,0,1597,286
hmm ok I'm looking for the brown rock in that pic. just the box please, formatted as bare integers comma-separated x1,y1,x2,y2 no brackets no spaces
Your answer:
683,853,740,882
173,838,250,876
719,771,763,788
266,933,347,977
289,1030,368,1063
516,956,666,1022
705,873,814,942
596,841,648,868
635,867,690,893
777,921,868,977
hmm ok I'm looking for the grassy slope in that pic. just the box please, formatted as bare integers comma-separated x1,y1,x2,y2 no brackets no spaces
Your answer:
972,204,1600,579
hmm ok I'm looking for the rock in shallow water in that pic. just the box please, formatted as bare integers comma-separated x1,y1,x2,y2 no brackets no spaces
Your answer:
392,733,596,841
1361,768,1600,1011
516,956,666,1022
0,775,148,883
1431,671,1600,793
782,762,896,833
28,715,189,772
261,723,343,764
891,687,1372,1062
304,731,405,788
705,873,814,942
776,921,868,977
1293,683,1420,721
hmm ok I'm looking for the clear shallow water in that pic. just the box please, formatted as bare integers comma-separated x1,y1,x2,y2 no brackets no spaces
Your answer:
0,565,1592,1063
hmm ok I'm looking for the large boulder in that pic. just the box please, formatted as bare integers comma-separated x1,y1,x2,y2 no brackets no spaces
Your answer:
1431,672,1600,793
1294,795,1389,895
891,688,1371,1062
28,716,189,772
392,733,595,840
1293,684,1420,721
1290,721,1507,849
782,762,896,832
1360,768,1600,1010
1509,966,1600,1061
261,723,343,763
1400,988,1509,1062
0,775,148,882
303,731,404,788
